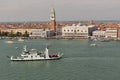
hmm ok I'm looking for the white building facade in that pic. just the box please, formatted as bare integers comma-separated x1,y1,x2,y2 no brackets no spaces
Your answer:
105,28,118,38
29,29,54,38
62,24,97,38
92,31,105,37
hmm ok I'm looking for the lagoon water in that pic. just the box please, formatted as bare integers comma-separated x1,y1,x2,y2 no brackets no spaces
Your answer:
0,39,120,80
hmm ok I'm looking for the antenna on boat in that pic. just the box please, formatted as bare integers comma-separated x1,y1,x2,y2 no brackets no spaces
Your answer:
23,45,27,52
45,44,50,59
46,43,51,49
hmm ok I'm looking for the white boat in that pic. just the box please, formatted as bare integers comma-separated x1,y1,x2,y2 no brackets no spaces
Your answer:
5,41,14,44
90,43,97,46
10,45,63,61
18,38,24,42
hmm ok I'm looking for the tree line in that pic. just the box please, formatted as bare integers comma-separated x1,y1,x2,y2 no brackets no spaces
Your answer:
0,30,29,37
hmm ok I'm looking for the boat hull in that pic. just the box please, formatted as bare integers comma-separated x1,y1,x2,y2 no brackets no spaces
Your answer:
11,56,62,61
11,58,60,61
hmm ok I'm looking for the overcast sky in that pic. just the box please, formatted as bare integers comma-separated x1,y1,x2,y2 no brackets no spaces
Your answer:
0,0,120,22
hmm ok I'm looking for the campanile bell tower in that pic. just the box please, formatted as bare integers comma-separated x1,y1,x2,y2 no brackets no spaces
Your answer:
50,8,56,32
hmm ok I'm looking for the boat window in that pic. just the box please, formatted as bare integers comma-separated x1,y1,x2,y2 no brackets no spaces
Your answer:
24,56,28,58
31,56,33,58
74,30,76,32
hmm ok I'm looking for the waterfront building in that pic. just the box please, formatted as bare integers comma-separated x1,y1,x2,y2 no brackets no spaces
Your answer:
62,23,97,38
117,28,120,39
105,28,118,38
50,8,56,32
92,30,105,37
29,29,54,38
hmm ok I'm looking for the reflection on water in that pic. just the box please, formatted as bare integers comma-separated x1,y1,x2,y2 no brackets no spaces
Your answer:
10,60,51,68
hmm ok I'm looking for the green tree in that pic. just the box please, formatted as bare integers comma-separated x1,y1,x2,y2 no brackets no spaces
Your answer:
9,30,14,37
1,31,9,36
23,30,29,37
15,32,22,37
0,30,1,36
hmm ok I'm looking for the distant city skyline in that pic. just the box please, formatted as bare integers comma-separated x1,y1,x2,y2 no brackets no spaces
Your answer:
0,0,120,22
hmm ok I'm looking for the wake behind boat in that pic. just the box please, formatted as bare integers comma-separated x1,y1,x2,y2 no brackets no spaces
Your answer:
10,45,63,61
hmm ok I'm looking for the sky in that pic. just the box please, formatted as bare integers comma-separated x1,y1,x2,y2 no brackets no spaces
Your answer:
0,0,120,22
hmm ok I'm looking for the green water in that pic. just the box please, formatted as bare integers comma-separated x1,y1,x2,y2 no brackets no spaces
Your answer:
0,39,120,80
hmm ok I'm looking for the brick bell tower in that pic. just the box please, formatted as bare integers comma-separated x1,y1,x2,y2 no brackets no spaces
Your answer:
50,8,56,32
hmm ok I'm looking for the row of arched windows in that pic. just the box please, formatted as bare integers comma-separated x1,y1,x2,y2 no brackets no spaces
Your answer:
64,30,87,32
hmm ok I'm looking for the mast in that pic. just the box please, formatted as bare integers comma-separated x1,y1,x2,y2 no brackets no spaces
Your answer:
24,45,27,51
45,46,49,59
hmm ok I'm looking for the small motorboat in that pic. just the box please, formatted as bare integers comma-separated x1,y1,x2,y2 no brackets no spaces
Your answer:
5,41,14,44
18,38,24,42
90,43,97,46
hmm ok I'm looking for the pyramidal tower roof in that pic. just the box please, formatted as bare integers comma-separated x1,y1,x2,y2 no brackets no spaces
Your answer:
51,7,55,13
